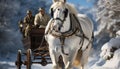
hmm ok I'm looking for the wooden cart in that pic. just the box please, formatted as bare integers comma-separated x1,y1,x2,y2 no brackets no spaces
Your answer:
15,28,52,69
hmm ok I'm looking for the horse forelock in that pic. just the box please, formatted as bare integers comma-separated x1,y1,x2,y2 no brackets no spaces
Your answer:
50,1,78,15
51,2,66,10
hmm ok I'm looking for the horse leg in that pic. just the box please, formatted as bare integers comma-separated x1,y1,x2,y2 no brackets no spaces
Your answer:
79,43,92,69
58,56,64,69
62,49,77,69
49,49,60,69
80,66,83,69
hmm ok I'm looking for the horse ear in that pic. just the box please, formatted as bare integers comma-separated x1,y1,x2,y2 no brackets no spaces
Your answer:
50,8,54,17
61,0,66,3
52,0,59,3
64,8,68,18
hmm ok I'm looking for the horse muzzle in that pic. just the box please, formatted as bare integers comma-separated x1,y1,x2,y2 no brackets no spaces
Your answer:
53,24,63,32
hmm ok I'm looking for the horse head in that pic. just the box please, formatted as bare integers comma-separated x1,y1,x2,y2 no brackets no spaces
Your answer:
50,0,71,33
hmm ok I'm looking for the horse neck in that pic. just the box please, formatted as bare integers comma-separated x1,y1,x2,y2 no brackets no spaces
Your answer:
60,14,71,32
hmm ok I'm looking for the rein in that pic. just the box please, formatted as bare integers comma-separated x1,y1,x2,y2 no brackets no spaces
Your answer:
72,14,93,51
53,18,65,23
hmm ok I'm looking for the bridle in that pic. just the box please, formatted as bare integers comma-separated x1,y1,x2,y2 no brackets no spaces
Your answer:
53,17,66,23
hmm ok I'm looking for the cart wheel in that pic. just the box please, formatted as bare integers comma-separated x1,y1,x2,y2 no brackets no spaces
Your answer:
41,57,47,66
15,50,22,69
26,49,32,69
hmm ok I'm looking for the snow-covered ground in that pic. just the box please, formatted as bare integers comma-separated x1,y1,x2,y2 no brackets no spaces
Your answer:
1,34,120,69
89,31,120,69
0,61,52,69
0,53,53,69
0,30,120,68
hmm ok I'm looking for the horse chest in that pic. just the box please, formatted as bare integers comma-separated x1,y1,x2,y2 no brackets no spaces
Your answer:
47,34,80,48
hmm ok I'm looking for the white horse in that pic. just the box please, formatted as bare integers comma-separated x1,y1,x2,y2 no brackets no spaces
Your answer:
45,0,94,69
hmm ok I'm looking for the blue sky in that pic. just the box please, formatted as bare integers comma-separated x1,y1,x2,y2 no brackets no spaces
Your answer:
67,0,94,8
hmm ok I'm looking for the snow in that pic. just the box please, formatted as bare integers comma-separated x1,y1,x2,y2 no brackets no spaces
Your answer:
90,32,120,69
90,49,120,69
100,43,113,60
0,53,52,69
116,30,120,37
100,36,120,60
0,61,52,69
103,49,120,68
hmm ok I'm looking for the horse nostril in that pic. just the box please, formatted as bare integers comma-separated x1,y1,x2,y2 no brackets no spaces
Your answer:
53,25,61,32
58,27,61,31
53,25,58,32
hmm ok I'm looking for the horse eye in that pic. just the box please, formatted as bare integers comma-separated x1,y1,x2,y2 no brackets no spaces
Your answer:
64,8,68,18
65,8,68,12
58,8,60,11
64,8,68,14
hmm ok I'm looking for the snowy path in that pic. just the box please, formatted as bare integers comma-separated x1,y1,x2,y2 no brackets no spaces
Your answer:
0,47,120,69
0,53,52,69
0,60,52,69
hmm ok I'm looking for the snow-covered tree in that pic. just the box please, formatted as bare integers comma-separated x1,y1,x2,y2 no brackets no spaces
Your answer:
95,0,120,38
90,0,120,69
0,0,23,57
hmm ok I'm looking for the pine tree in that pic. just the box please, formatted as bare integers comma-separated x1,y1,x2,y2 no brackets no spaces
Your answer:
96,0,120,38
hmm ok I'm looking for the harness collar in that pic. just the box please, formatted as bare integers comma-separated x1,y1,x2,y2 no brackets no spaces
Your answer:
50,13,80,38
45,13,92,55
51,13,84,55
